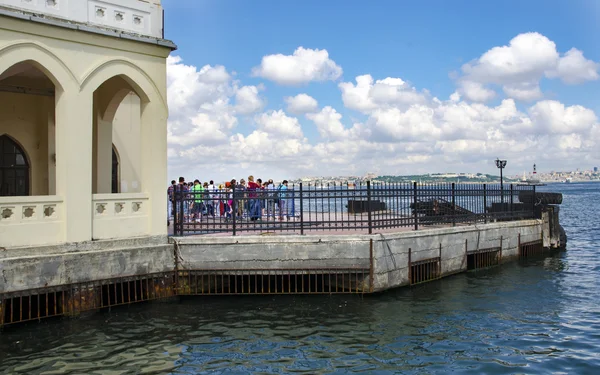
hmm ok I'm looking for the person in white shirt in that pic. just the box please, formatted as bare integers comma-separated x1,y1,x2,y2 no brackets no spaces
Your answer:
266,179,276,219
206,180,217,217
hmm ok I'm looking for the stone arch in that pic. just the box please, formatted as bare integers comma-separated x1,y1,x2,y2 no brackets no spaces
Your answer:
87,60,166,195
101,87,134,123
0,41,79,93
80,58,167,113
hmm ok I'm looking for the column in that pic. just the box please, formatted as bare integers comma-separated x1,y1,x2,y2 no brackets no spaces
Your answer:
140,101,167,236
54,89,93,242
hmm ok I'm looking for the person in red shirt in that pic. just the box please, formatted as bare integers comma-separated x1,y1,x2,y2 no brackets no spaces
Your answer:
247,175,262,221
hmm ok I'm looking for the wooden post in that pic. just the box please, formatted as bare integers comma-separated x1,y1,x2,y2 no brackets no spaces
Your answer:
408,248,412,285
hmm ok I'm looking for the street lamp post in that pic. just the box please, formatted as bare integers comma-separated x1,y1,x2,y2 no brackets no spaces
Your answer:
495,158,507,205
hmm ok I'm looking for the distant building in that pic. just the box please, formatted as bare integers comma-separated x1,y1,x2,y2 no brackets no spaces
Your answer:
594,167,598,173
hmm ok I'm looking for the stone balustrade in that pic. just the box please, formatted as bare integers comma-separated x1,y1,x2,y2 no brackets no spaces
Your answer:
0,0,163,38
92,193,150,240
0,195,64,247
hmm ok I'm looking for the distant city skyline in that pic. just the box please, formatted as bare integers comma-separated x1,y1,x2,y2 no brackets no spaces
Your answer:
163,1,600,181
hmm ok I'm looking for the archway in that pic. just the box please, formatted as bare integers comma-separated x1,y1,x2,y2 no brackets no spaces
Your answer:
92,76,142,194
0,60,56,196
83,60,168,236
0,135,30,196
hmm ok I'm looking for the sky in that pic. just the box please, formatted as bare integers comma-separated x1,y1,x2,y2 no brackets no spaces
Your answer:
162,0,600,181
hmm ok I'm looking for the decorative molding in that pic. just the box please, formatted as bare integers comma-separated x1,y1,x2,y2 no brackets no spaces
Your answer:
1,0,163,39
95,6,105,18
96,203,106,215
1,207,14,220
43,205,56,218
132,14,143,27
22,206,36,219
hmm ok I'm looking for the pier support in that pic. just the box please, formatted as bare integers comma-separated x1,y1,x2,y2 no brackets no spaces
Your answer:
0,299,4,329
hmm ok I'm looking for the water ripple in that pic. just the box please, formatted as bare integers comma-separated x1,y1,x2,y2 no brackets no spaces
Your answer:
1,183,600,374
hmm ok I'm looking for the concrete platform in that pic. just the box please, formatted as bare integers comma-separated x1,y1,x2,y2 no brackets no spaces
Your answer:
171,219,548,292
1,216,561,296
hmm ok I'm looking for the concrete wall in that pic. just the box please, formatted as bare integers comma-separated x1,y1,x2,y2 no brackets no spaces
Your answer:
0,236,171,294
0,220,547,295
371,220,542,291
173,220,544,292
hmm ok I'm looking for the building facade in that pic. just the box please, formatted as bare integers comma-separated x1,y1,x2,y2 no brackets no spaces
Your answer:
0,0,175,248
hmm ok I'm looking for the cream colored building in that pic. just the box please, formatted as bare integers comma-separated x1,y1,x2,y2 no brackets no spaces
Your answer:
0,0,175,248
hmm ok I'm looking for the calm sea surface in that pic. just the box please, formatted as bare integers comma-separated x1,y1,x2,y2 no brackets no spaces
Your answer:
1,183,599,374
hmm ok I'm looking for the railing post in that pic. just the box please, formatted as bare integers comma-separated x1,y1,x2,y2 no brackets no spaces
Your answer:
232,184,237,236
367,180,373,234
451,182,456,227
483,184,487,224
178,184,184,236
299,182,304,235
510,184,514,218
369,238,374,293
413,182,418,231
169,185,179,236
532,185,536,218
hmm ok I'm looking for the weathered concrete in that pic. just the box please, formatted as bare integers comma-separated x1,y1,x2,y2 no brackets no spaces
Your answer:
370,219,542,291
173,234,372,271
0,218,553,296
173,219,545,292
0,236,172,294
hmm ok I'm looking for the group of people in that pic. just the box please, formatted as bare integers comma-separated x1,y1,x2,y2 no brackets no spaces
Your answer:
167,176,295,225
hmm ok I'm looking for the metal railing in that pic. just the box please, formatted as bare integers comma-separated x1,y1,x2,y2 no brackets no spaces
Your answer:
170,182,537,236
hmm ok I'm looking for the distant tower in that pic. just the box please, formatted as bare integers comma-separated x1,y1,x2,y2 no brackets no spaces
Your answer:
533,164,537,175
595,167,598,173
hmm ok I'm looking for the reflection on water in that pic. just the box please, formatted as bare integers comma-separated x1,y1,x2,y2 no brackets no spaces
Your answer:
1,183,599,374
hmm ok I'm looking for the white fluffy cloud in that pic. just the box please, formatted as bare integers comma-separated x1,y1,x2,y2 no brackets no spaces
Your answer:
252,47,343,85
285,93,319,114
528,100,597,134
457,32,599,102
306,106,349,140
234,85,266,115
548,48,600,84
340,74,429,113
255,110,304,139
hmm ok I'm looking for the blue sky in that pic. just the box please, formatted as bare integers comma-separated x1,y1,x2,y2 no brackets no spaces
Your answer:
162,0,600,180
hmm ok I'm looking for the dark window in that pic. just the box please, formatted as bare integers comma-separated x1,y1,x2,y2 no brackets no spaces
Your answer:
112,147,119,194
0,135,30,196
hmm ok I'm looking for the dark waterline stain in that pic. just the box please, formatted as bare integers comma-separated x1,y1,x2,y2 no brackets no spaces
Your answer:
1,183,599,374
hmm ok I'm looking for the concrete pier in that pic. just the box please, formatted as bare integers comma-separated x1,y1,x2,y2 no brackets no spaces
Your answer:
0,214,563,326
173,219,546,292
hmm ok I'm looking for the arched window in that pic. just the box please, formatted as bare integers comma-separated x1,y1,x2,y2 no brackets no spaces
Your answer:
0,135,30,196
112,145,119,194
